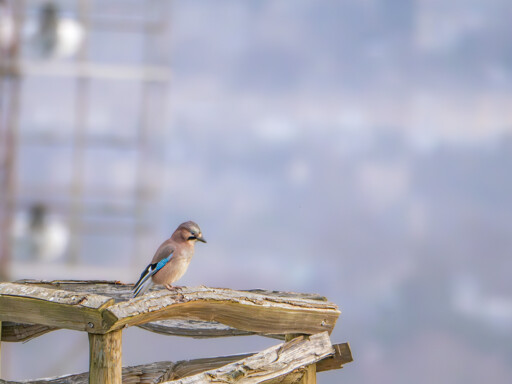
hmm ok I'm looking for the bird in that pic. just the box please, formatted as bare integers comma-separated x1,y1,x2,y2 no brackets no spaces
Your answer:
132,221,206,297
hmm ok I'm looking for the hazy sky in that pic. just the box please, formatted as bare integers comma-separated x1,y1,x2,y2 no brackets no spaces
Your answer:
2,1,512,383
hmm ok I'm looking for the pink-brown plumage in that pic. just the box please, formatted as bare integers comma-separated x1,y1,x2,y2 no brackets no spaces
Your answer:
133,221,206,297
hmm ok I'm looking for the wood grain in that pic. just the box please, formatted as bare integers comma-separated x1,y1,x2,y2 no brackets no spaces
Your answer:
0,342,352,384
160,332,333,384
103,286,340,335
14,280,330,303
0,320,2,379
1,319,262,343
0,280,350,384
88,330,122,384
315,342,353,372
1,281,339,337
299,364,316,384
0,283,113,332
0,283,114,309
1,322,57,342
138,319,258,338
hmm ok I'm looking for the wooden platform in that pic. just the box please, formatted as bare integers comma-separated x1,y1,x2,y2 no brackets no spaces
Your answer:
0,280,352,383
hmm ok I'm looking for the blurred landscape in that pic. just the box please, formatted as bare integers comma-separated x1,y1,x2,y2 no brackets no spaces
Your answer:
1,1,512,383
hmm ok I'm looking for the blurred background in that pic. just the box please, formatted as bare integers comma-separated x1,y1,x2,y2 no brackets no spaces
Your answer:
1,0,512,383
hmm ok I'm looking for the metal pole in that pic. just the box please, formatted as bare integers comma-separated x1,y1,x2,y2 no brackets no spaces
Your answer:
0,0,24,282
69,0,90,265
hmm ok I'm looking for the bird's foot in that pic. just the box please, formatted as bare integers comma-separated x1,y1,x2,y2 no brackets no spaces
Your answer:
165,284,183,291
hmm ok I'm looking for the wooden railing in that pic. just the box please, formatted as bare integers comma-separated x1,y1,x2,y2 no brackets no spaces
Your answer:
0,280,352,383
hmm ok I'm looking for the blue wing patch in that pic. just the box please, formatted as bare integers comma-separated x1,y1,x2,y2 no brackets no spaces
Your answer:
155,254,171,272
133,252,173,297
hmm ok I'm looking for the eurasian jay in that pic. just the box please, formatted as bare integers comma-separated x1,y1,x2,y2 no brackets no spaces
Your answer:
133,221,206,297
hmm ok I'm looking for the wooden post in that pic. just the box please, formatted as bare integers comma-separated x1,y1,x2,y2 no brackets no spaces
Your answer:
300,363,317,384
285,333,303,342
88,330,122,384
0,320,2,379
286,334,317,384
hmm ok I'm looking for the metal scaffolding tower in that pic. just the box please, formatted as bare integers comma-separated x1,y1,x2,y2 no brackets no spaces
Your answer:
0,0,172,282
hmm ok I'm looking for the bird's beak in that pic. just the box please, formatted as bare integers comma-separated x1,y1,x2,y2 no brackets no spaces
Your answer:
196,235,207,243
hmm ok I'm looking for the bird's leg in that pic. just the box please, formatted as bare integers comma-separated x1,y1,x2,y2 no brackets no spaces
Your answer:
164,284,183,292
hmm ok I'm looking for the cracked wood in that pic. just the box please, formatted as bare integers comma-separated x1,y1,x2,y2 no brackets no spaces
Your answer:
0,283,113,332
1,334,350,384
103,286,339,335
1,281,339,337
161,332,333,384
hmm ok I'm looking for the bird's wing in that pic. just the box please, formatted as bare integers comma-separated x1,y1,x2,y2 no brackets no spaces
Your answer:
133,250,174,297
151,241,175,263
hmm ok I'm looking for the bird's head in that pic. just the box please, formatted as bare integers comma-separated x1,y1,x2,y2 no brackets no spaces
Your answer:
175,221,206,244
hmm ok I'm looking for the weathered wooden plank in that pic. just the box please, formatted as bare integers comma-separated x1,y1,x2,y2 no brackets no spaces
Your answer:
0,283,114,332
0,283,114,309
88,330,122,384
142,342,351,383
1,319,260,343
138,319,258,338
14,280,330,303
161,332,333,384
102,286,340,335
240,289,328,302
316,342,353,372
1,320,2,379
0,342,351,384
2,281,339,337
14,280,132,303
278,334,316,384
299,364,316,384
133,342,351,380
1,322,57,342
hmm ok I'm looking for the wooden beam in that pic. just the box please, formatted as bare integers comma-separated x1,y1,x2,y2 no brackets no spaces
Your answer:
1,281,339,337
88,330,122,384
0,320,2,379
10,280,148,304
1,322,57,342
285,333,303,341
160,332,333,384
103,286,340,335
146,342,351,378
299,364,316,384
1,342,352,384
1,319,261,343
138,319,261,338
14,280,331,306
283,334,316,384
0,283,114,332
316,342,353,372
